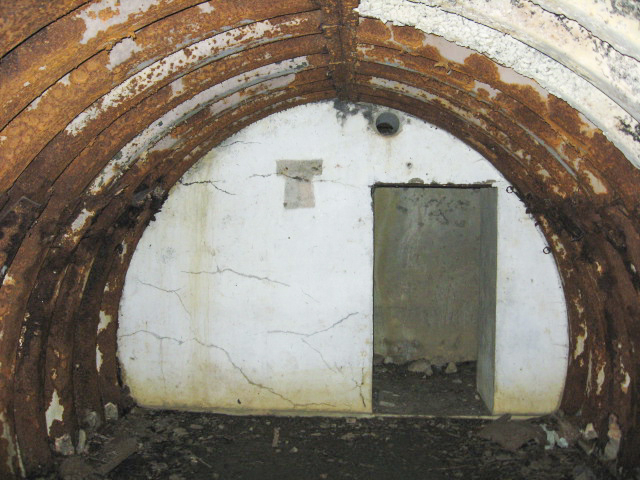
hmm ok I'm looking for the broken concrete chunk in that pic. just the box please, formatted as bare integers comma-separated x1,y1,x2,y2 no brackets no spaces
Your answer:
104,402,119,422
582,422,598,440
94,437,138,476
54,434,75,456
407,358,431,373
445,362,458,374
383,356,394,365
477,419,545,451
76,429,87,455
602,414,621,461
541,424,569,450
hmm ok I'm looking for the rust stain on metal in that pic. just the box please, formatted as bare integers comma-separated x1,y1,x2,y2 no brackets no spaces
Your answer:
0,3,639,477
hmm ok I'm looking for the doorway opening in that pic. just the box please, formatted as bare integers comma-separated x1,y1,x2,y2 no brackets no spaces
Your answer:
372,184,497,415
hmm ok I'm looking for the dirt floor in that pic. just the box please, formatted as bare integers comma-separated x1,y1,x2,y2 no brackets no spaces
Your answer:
48,407,618,480
373,361,488,415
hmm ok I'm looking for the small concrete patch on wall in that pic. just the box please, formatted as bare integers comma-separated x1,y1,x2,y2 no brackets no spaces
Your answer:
119,101,568,415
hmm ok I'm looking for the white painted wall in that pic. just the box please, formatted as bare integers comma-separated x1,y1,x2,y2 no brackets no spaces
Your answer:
119,101,568,415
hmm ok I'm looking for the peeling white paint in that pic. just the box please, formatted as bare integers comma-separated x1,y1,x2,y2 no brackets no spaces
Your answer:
621,371,631,394
65,17,306,137
583,170,608,195
574,331,587,359
70,208,94,233
596,364,606,394
76,0,159,45
530,0,640,59
88,58,306,194
551,234,567,259
197,3,215,14
169,77,185,99
368,77,437,102
356,0,640,167
473,81,500,99
26,95,44,112
60,74,71,86
97,311,112,334
149,135,179,153
96,346,103,371
107,37,142,70
378,0,640,123
45,390,64,435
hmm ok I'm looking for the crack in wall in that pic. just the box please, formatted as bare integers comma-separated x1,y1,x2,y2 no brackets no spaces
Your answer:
249,173,275,179
218,140,261,149
317,179,359,189
178,179,236,195
268,312,360,337
118,330,336,409
301,338,339,373
181,267,290,287
137,280,192,319
351,367,367,409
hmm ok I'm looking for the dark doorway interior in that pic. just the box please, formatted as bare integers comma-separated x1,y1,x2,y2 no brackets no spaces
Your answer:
372,185,497,415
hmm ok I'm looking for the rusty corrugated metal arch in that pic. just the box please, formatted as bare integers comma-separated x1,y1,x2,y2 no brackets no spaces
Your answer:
0,1,638,477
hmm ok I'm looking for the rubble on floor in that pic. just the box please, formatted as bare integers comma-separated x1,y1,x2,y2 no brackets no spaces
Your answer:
37,408,620,480
373,360,487,415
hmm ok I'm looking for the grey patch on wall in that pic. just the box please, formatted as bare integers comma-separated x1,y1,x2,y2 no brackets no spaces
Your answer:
332,99,374,125
277,160,323,209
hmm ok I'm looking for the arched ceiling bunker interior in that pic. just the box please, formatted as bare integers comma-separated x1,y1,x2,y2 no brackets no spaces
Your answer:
0,0,639,477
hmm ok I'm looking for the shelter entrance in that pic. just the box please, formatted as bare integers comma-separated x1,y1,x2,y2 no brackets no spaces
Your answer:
372,185,497,415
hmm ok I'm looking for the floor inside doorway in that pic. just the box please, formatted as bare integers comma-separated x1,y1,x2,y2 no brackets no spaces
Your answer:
373,361,489,416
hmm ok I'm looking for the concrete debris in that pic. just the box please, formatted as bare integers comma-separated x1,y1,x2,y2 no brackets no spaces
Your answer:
53,408,616,478
602,414,621,461
104,402,119,422
76,429,87,455
582,423,598,440
271,427,280,448
407,358,431,373
54,434,75,457
541,424,569,450
445,362,458,374
476,417,545,451
383,356,394,365
84,411,100,430
94,437,139,476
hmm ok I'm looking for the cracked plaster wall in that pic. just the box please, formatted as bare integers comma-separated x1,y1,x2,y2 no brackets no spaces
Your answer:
119,101,568,415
